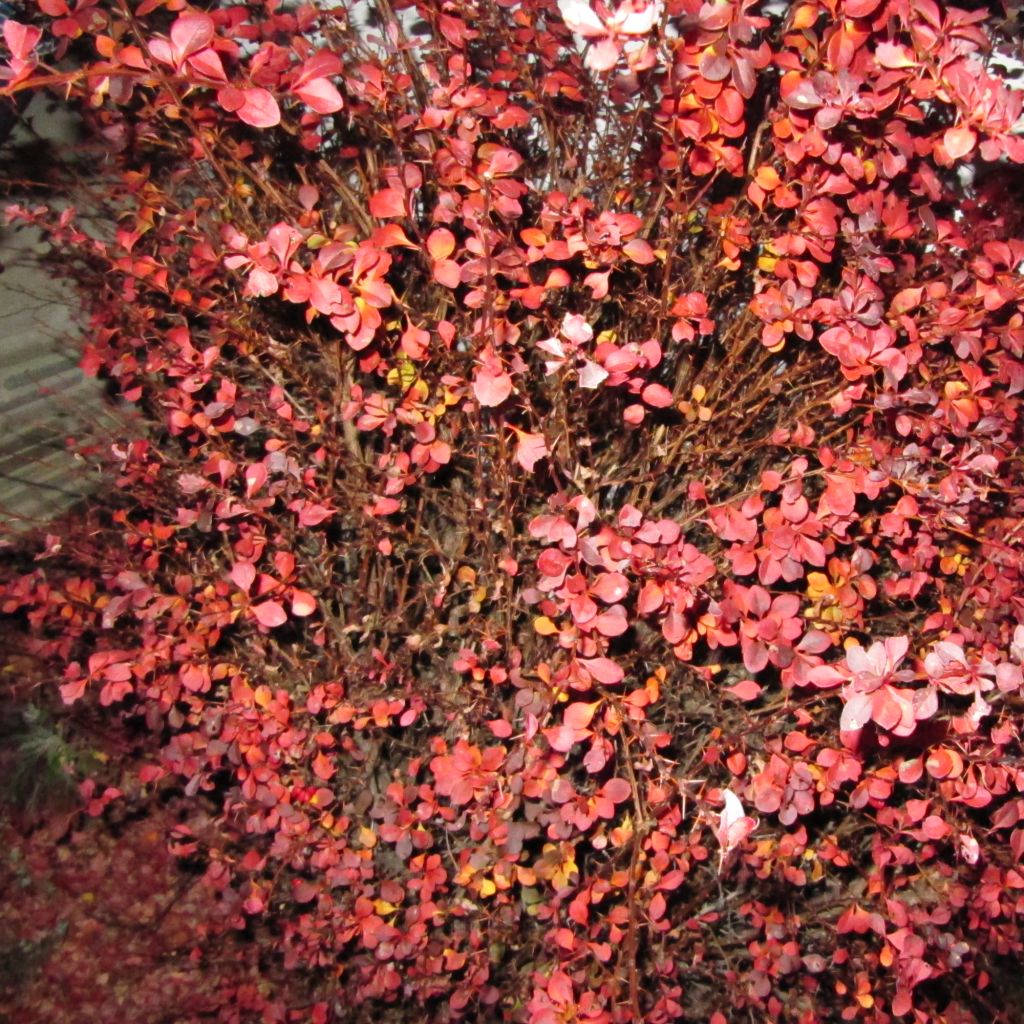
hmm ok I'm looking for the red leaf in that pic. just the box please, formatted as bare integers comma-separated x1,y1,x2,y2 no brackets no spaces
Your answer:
473,369,513,407
294,77,344,114
372,223,416,249
3,20,41,60
601,777,631,803
252,600,287,628
292,879,318,903
369,187,406,219
544,724,582,752
186,48,227,82
942,125,977,161
483,146,522,176
291,589,317,616
637,580,664,615
781,77,821,110
564,701,600,731
844,0,881,15
649,891,667,921
60,677,88,704
641,382,674,408
296,502,335,527
725,679,762,701
244,462,267,497
217,85,244,111
170,12,214,59
584,269,611,299
875,41,915,69
312,751,336,781
235,88,281,128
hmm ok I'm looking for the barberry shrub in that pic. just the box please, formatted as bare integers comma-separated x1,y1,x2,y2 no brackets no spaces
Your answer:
3,1,1024,1021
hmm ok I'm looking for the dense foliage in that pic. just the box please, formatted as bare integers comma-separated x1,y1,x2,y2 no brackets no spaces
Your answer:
3,0,1024,1020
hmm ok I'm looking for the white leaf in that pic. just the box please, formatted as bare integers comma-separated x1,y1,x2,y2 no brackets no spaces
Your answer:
578,359,609,389
557,0,606,36
615,0,660,34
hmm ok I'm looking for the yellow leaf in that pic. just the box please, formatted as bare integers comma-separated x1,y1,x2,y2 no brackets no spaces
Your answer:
357,826,377,849
387,357,418,392
374,899,398,915
533,616,559,636
478,877,497,898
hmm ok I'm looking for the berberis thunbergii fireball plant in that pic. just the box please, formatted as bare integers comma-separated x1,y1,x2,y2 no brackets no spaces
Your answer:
3,0,1024,1020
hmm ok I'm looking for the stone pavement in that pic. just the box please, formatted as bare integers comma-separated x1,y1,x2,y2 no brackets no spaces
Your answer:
0,96,114,535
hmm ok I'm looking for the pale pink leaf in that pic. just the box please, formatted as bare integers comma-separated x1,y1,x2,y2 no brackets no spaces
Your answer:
561,313,593,345
590,572,629,603
252,600,287,628
432,259,461,288
512,428,549,471
578,657,624,685
3,20,41,60
557,0,606,36
840,691,873,731
230,561,256,592
600,777,631,803
578,359,608,389
623,238,656,264
716,789,756,867
544,725,582,753
593,606,629,637
943,125,977,161
473,369,513,407
290,590,317,616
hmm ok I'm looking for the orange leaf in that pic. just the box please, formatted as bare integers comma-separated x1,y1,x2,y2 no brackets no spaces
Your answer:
369,187,406,219
426,227,456,260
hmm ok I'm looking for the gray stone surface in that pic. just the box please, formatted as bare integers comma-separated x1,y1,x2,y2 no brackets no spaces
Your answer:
0,95,112,534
